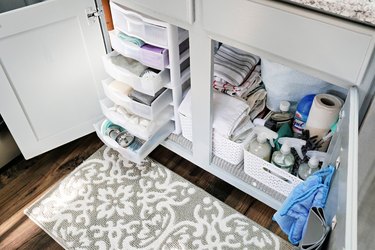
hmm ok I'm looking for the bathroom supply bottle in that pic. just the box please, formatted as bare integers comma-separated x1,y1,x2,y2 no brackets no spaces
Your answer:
249,126,278,162
270,101,294,130
272,137,306,173
298,151,327,180
293,94,315,136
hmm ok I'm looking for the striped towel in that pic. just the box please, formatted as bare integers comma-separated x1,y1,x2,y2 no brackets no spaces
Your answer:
213,65,262,98
214,44,260,86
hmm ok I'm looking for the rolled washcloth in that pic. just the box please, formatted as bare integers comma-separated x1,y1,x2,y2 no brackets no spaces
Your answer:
273,166,335,245
214,44,260,86
118,31,145,47
178,89,252,140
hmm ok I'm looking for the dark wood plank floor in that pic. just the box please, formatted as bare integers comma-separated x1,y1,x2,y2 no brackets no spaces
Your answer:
0,133,286,249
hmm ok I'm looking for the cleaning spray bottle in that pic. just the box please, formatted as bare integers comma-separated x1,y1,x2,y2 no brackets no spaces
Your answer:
248,126,278,162
298,151,327,180
271,137,306,173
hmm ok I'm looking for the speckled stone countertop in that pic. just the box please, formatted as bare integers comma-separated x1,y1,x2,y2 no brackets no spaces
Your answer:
282,0,375,26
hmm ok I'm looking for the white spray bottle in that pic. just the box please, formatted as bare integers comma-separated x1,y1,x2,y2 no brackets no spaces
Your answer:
271,137,306,173
248,126,278,162
298,151,327,180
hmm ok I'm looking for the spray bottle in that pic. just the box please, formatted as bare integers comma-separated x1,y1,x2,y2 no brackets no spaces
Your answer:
271,137,306,173
298,151,327,180
248,126,278,162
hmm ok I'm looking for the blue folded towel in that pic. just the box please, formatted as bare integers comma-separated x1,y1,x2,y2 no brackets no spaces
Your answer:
273,165,335,245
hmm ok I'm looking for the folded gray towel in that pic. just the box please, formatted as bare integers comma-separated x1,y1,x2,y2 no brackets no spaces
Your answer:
129,88,166,106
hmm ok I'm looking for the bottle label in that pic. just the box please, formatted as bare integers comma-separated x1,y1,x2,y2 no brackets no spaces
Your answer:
293,111,308,134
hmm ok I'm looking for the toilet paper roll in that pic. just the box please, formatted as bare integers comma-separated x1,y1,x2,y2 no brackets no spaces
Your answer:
305,94,343,151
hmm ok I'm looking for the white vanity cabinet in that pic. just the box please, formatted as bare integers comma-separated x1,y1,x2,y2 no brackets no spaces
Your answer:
0,0,374,249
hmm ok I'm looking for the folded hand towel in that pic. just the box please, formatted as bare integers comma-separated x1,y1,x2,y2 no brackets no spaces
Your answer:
118,31,145,47
110,54,147,76
178,89,250,139
214,44,260,86
128,88,165,106
273,166,335,245
213,65,262,97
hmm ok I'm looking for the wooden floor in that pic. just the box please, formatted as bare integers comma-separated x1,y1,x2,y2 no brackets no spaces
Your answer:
0,133,286,249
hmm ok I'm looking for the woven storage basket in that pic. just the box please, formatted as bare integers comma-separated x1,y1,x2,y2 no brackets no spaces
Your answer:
243,146,303,197
179,113,251,165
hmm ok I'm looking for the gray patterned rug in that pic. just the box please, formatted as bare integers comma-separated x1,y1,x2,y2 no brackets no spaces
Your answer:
25,146,292,249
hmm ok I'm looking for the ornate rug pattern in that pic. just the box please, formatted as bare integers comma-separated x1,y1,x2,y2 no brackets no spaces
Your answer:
25,146,292,249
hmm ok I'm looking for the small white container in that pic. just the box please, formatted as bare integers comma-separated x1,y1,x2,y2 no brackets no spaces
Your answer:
109,30,169,70
102,51,170,96
100,98,173,140
94,119,174,164
179,113,251,165
243,141,303,197
102,78,173,120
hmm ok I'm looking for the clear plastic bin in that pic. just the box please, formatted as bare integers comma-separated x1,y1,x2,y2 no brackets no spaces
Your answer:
102,51,170,96
100,98,173,140
102,78,173,120
109,30,169,70
94,119,174,164
110,1,169,48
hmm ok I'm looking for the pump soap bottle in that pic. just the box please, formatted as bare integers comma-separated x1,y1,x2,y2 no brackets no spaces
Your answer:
298,151,327,180
271,137,306,173
270,101,294,130
248,126,278,162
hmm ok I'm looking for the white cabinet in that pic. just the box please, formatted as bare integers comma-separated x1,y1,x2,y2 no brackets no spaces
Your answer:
0,1,373,248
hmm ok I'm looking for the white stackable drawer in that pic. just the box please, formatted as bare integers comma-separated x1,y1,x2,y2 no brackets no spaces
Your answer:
109,30,169,70
94,119,174,164
102,78,173,120
111,2,168,48
100,98,173,140
201,0,375,86
111,0,194,24
102,51,170,96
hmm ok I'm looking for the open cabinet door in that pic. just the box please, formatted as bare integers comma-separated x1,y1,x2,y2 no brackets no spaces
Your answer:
323,87,358,249
0,0,107,159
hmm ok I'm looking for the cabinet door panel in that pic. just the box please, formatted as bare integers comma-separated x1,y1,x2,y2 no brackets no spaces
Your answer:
319,87,358,249
0,0,106,159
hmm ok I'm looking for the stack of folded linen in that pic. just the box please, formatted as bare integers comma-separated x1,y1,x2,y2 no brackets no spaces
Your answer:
178,89,253,143
212,44,267,120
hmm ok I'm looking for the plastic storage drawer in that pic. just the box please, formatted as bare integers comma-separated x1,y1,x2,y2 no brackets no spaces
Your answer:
102,78,173,120
94,119,174,164
100,98,173,140
110,1,169,48
109,30,169,70
102,51,170,96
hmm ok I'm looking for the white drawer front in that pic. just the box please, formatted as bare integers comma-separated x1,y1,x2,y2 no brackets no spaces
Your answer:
112,0,194,24
201,0,374,86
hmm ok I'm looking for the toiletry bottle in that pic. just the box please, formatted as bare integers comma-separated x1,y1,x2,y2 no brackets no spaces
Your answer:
271,137,306,173
293,94,315,136
298,151,327,180
249,126,278,162
270,101,294,130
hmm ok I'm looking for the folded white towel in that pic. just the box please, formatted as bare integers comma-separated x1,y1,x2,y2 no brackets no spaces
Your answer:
178,89,251,139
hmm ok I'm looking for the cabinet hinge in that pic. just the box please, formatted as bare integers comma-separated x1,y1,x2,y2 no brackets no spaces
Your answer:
85,7,103,25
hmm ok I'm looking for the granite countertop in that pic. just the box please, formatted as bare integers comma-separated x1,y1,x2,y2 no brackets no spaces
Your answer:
282,0,375,27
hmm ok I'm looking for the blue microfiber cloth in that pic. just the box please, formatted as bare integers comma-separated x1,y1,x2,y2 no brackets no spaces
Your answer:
273,165,335,245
